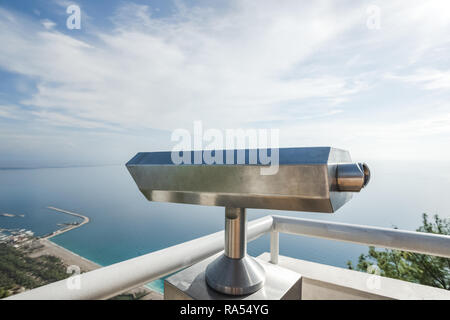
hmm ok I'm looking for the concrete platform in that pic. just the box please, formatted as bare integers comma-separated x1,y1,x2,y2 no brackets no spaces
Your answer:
257,252,450,300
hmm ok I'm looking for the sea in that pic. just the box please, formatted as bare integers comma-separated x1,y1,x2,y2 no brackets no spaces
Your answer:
1,161,450,293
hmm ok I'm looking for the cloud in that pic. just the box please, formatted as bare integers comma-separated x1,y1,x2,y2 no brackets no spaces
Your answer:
386,69,450,90
0,2,367,131
0,105,23,120
1,1,450,164
280,107,450,161
30,110,120,130
41,19,56,30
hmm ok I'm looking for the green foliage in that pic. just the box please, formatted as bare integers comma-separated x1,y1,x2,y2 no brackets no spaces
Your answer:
0,242,145,299
347,213,450,290
0,287,9,298
0,243,70,296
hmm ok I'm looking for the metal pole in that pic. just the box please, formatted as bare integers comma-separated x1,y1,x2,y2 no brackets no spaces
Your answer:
224,207,246,259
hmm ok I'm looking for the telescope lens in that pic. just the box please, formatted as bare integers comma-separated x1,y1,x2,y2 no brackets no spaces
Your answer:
360,163,370,188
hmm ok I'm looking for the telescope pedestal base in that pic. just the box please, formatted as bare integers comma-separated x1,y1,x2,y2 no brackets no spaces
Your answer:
205,254,265,295
164,253,302,300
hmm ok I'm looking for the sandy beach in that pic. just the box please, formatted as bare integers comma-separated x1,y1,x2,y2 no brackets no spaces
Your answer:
29,238,163,300
3,205,164,299
29,238,100,272
27,205,164,301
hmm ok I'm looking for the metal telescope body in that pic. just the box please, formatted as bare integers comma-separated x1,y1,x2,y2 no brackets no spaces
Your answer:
126,147,370,296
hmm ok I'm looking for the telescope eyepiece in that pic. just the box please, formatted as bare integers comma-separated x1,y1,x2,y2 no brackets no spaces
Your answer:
336,162,371,192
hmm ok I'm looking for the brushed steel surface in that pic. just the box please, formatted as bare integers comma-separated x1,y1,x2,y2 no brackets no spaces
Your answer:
336,162,371,192
126,147,367,213
207,207,265,295
225,207,246,259
205,254,266,295
126,147,370,295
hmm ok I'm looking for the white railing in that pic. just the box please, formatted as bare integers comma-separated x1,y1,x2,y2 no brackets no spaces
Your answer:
6,215,450,300
270,215,450,264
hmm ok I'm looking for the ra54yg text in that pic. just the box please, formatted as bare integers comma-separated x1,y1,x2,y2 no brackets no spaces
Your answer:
180,304,269,317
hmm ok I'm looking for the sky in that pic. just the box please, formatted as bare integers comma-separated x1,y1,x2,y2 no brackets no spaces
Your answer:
0,0,450,167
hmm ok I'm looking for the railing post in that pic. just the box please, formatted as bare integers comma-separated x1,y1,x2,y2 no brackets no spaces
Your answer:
270,231,279,264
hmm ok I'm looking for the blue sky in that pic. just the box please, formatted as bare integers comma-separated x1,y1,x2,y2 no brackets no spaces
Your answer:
0,0,450,167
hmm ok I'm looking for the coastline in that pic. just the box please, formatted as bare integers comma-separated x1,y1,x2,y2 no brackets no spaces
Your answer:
30,238,100,272
30,238,163,299
29,207,164,299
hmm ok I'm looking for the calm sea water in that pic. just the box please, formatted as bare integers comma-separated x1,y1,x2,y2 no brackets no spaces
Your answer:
1,161,449,293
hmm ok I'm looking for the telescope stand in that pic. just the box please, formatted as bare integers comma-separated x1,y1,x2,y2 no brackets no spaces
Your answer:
205,207,265,295
164,207,302,300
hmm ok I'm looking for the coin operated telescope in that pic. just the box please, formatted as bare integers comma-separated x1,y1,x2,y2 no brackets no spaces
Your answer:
126,147,370,296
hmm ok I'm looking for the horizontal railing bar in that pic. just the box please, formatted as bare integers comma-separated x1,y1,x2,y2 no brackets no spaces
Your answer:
8,213,450,300
272,215,450,258
7,216,273,300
